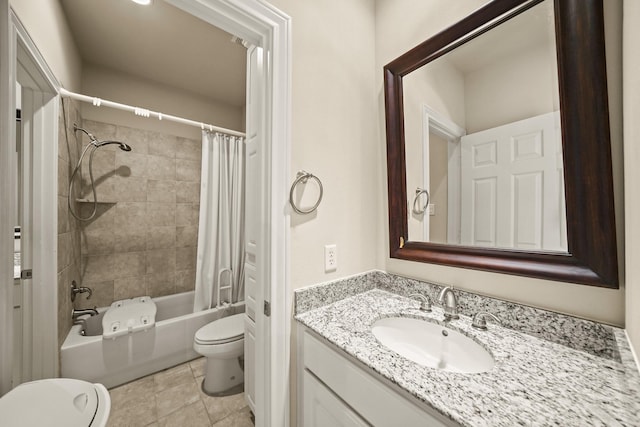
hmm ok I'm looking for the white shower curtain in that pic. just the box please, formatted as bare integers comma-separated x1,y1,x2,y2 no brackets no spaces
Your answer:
193,132,245,312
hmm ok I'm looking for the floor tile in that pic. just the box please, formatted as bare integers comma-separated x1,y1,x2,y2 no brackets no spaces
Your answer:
211,406,254,427
153,363,194,393
155,377,201,418
157,400,211,427
106,359,253,427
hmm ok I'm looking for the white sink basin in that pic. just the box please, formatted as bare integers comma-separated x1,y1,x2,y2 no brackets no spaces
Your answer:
371,317,494,374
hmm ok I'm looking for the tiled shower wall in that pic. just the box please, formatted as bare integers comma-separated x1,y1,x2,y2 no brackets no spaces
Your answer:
57,98,83,348
77,119,201,308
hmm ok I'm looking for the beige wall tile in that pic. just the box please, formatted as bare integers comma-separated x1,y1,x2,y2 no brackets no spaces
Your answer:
148,180,176,203
176,159,201,182
114,176,148,202
115,202,147,230
81,228,118,255
82,253,116,283
149,132,178,158
114,229,147,252
58,232,73,272
176,181,200,203
79,203,116,230
147,226,177,250
113,252,146,279
116,125,149,154
146,248,176,274
176,270,196,293
76,280,114,309
58,196,69,234
176,226,198,248
147,155,176,180
147,203,176,226
114,276,146,301
176,246,197,271
145,272,176,298
176,203,199,227
83,120,117,141
175,137,200,161
58,158,69,197
116,151,147,178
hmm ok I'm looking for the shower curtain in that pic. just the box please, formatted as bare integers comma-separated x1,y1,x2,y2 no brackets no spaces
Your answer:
193,132,245,312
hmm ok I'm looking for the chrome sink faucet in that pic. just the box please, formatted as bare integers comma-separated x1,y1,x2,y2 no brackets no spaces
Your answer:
438,286,459,320
408,293,432,312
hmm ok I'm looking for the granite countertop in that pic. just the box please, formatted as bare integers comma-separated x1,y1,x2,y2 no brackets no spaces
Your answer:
295,288,640,426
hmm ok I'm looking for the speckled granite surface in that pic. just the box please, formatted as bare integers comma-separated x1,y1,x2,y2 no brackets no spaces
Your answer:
296,288,640,426
296,271,619,361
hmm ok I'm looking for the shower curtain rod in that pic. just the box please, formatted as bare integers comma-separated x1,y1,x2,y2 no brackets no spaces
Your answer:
59,88,246,138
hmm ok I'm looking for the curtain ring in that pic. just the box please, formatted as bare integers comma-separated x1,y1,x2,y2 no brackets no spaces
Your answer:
289,170,323,214
412,188,430,214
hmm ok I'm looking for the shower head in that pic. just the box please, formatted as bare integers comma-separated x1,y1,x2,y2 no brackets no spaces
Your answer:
96,140,132,151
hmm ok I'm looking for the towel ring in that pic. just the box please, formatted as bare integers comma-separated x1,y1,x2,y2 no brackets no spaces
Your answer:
289,170,323,214
412,187,430,215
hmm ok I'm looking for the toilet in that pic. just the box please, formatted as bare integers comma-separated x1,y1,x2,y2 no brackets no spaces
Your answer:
0,378,110,427
193,312,245,395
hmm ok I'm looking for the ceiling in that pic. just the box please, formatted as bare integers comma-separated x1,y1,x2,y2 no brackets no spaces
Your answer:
446,0,555,75
60,0,247,107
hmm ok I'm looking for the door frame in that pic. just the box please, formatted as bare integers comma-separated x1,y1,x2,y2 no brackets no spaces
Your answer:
0,6,60,394
0,3,292,423
421,104,465,244
165,2,291,426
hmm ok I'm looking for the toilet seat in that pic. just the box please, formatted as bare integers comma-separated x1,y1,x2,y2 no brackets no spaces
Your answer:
0,378,111,427
195,313,244,345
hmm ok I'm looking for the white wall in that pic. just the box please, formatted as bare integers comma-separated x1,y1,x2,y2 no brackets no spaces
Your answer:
10,0,81,91
623,0,640,362
81,65,243,140
376,0,625,326
464,43,559,133
268,0,380,289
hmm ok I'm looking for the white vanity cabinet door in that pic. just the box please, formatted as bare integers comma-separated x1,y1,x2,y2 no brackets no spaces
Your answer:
298,326,457,427
303,370,369,427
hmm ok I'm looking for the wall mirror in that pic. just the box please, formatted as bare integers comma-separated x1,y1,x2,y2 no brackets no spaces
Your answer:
384,0,619,287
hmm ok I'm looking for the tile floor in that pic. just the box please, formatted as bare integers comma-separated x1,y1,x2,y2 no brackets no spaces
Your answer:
106,358,254,427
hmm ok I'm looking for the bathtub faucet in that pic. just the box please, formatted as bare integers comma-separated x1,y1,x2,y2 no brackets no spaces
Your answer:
70,281,92,302
72,307,98,321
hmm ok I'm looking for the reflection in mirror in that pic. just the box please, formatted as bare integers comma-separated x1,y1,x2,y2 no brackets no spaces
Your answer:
403,0,567,252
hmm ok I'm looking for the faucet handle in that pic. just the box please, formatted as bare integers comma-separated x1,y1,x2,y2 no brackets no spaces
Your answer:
472,312,501,330
407,293,432,312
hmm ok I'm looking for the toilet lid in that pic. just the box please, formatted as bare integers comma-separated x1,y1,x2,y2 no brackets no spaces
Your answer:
0,378,103,427
195,313,244,344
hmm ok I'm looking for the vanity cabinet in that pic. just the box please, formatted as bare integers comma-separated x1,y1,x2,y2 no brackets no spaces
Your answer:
297,325,457,427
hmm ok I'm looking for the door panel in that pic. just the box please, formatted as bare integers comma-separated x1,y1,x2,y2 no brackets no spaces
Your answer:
461,112,564,251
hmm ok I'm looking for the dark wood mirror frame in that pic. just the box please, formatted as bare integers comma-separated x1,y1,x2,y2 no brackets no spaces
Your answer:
384,0,618,288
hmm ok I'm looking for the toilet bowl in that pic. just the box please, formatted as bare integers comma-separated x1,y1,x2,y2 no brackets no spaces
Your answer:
194,312,245,395
0,378,110,427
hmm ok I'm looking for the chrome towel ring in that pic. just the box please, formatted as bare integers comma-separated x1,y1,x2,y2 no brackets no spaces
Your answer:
412,187,430,215
289,170,323,214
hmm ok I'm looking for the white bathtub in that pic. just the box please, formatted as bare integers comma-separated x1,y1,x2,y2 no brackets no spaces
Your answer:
61,291,244,389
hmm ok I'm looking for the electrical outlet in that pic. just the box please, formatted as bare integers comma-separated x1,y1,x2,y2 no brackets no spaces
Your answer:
324,244,337,272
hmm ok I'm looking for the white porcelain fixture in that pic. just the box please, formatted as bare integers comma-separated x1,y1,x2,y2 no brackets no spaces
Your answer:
371,317,494,373
0,378,110,427
194,312,245,394
61,291,244,389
